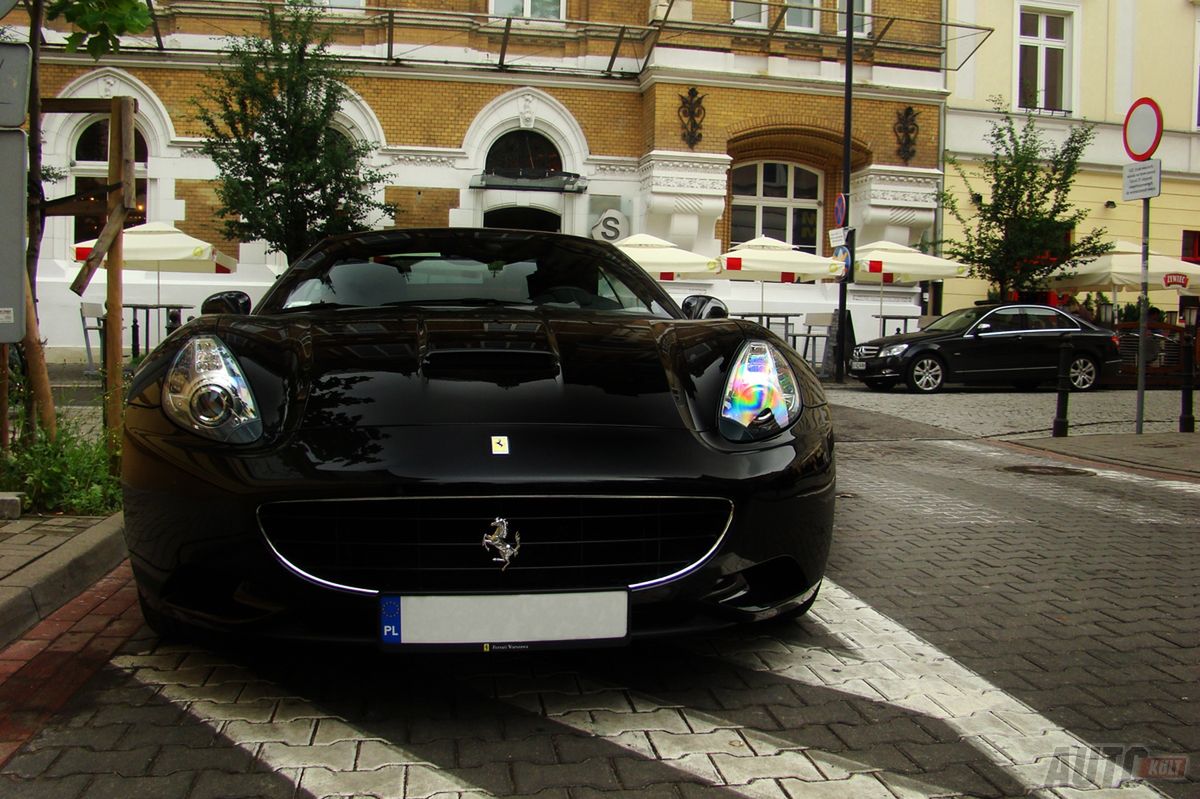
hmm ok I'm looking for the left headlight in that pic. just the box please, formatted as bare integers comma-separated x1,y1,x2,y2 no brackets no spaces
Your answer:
719,340,803,442
163,335,262,444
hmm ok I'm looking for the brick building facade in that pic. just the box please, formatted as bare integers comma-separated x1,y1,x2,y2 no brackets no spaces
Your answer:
5,0,972,357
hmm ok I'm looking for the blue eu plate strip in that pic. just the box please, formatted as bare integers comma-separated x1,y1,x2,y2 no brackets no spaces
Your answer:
380,596,402,643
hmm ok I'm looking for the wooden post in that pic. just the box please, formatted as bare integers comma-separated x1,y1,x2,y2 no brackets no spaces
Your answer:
103,98,130,474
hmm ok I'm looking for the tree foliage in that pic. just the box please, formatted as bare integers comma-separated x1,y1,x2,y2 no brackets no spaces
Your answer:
196,1,393,264
47,0,150,57
940,102,1113,300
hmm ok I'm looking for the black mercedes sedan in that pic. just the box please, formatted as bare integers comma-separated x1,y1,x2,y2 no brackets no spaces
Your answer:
849,303,1121,393
122,228,836,650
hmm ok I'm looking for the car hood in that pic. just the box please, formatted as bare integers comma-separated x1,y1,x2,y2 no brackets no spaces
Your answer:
200,309,752,434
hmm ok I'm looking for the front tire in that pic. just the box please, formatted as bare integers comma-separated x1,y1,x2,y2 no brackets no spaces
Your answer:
1068,354,1100,391
906,354,945,393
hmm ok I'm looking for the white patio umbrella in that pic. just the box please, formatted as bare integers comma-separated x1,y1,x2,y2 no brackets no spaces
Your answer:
74,221,237,274
851,240,967,284
1049,240,1200,295
613,233,719,280
719,236,840,281
717,236,842,313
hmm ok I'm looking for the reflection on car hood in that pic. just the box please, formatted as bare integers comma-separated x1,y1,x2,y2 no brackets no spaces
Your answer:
862,328,951,348
227,309,748,431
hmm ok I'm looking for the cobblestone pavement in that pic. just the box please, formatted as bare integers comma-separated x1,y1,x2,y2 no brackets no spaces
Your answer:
0,389,1196,798
823,383,1189,439
0,517,106,582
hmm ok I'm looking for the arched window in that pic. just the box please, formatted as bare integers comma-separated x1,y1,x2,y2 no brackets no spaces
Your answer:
485,130,563,178
728,161,821,253
72,119,149,243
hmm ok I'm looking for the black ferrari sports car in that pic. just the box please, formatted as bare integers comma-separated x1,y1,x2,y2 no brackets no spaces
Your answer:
122,228,836,650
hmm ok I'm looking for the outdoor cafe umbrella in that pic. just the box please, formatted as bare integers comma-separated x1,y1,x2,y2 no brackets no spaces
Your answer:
74,221,237,275
1049,240,1200,295
613,233,719,281
851,240,966,284
717,236,845,312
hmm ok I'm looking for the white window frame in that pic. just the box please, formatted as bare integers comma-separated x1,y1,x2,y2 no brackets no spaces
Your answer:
836,0,872,38
490,0,565,20
71,117,151,244
731,1,819,33
728,161,823,255
1013,2,1081,117
1193,13,1200,130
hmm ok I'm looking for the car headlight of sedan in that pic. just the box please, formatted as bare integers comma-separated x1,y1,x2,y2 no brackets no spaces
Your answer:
879,343,909,358
163,335,262,444
719,340,802,442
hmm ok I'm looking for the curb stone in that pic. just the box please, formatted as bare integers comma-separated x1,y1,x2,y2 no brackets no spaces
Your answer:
0,512,126,649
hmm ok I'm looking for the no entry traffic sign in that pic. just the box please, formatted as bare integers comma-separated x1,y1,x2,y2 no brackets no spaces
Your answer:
1123,97,1162,162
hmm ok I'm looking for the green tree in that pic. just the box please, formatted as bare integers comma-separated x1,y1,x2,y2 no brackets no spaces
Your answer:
196,1,393,264
940,102,1113,301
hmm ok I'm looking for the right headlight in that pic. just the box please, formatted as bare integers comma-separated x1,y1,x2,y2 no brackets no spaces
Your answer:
163,335,262,444
879,343,909,358
718,340,803,442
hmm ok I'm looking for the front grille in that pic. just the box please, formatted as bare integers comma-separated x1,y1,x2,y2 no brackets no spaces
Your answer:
853,345,879,359
259,496,733,593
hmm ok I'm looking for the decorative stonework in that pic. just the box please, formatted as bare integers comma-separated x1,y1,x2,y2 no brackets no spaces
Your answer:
389,153,457,168
518,94,536,129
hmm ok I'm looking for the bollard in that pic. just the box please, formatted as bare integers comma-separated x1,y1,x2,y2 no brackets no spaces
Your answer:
1182,332,1195,434
1052,339,1072,437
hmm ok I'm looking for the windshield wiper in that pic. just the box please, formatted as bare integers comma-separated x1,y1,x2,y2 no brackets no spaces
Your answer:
383,298,534,308
276,301,362,313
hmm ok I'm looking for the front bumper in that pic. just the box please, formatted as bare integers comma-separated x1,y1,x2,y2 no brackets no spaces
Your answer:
122,411,836,646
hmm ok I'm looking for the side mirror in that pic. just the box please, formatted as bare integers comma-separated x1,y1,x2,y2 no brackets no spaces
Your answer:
972,322,992,336
201,290,252,316
681,295,729,320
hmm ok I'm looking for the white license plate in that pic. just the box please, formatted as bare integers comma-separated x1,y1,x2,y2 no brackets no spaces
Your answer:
380,591,629,648
850,360,866,370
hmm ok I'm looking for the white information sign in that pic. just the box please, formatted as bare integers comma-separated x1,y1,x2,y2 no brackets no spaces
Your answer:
827,227,847,248
0,43,31,129
1122,159,1161,202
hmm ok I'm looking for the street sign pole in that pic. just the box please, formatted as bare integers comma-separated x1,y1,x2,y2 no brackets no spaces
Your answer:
1137,198,1149,433
1122,97,1163,434
835,7,854,383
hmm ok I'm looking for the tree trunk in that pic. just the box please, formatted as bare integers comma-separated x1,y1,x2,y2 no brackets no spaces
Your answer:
21,270,56,442
25,0,45,300
19,0,56,441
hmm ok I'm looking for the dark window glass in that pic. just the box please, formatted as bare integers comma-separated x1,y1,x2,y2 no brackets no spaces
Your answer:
73,176,147,243
984,308,1023,332
1019,45,1039,108
1182,230,1200,263
74,121,148,163
761,163,788,198
1044,14,1065,40
1019,11,1038,37
761,206,787,241
792,167,818,199
730,205,756,245
731,165,757,196
485,130,563,176
1044,47,1064,110
792,208,817,253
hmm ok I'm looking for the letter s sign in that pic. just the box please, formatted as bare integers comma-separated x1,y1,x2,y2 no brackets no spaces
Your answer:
590,209,629,242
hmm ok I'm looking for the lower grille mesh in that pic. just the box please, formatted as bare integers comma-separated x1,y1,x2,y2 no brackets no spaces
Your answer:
259,496,732,593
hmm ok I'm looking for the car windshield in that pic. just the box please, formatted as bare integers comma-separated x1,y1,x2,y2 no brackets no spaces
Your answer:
265,232,675,318
922,306,990,333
